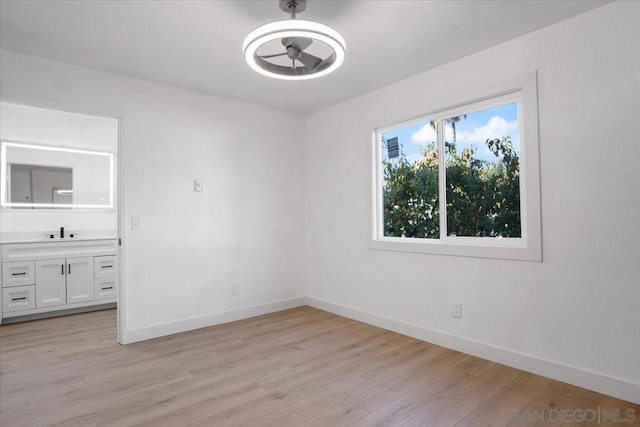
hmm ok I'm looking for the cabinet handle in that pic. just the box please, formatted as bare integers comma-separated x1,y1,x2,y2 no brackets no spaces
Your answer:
12,272,27,276
101,265,113,269
103,286,113,290
12,297,27,301
61,265,64,275
68,264,71,275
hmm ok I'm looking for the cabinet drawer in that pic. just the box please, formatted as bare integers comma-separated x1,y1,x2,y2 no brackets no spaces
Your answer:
95,277,117,300
2,261,35,287
2,285,36,313
94,256,117,278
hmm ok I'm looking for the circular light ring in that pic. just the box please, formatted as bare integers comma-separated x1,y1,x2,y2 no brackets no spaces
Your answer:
243,19,346,80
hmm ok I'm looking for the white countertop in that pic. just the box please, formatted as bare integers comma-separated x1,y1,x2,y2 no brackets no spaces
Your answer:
1,237,117,244
1,231,118,244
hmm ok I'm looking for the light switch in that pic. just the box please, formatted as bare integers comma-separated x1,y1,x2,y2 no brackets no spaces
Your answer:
131,216,141,230
193,179,204,192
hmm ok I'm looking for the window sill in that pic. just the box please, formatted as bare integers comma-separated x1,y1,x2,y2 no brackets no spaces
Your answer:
368,237,541,262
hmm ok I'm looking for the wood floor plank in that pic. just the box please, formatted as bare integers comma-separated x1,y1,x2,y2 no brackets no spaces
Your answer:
138,329,413,425
349,356,498,427
239,336,446,427
400,363,522,427
1,306,637,427
452,372,553,426
504,381,590,427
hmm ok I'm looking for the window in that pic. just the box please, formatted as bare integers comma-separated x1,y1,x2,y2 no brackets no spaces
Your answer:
371,73,541,261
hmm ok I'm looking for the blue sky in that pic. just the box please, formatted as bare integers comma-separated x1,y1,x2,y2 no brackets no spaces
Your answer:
382,102,519,164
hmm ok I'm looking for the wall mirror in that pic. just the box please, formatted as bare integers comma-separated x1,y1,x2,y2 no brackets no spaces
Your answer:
1,141,114,209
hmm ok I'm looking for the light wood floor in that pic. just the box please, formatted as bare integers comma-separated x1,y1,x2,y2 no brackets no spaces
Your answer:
1,307,637,426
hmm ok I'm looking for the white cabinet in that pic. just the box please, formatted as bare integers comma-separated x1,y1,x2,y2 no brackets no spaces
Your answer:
35,259,67,308
66,257,94,303
1,239,118,319
34,257,95,307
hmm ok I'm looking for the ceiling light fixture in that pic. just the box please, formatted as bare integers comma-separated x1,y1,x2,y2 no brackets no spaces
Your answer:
243,0,346,80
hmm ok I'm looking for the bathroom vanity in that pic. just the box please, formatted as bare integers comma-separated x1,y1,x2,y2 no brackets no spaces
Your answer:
1,239,118,321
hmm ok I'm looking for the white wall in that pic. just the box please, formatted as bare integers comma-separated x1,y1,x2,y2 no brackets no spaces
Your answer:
0,48,307,336
305,1,640,402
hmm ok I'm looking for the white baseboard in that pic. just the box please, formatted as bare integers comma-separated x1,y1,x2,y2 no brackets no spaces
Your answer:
306,296,640,405
120,296,307,344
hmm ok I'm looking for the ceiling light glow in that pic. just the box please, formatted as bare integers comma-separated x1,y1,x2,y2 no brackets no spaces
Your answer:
242,2,345,81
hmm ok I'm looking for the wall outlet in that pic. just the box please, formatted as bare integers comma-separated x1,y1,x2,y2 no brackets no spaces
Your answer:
193,179,204,192
231,283,240,296
451,302,462,318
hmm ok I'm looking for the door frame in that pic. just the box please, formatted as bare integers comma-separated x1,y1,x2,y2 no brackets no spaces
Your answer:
0,95,126,342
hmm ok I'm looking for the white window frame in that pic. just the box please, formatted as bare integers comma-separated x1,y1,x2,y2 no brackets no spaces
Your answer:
369,72,541,261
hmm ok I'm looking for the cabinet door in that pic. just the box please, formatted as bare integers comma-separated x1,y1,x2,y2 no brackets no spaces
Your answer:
66,257,94,303
35,259,66,308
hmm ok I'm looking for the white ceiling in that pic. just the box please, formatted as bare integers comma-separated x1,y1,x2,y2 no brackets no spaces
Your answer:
0,0,608,114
